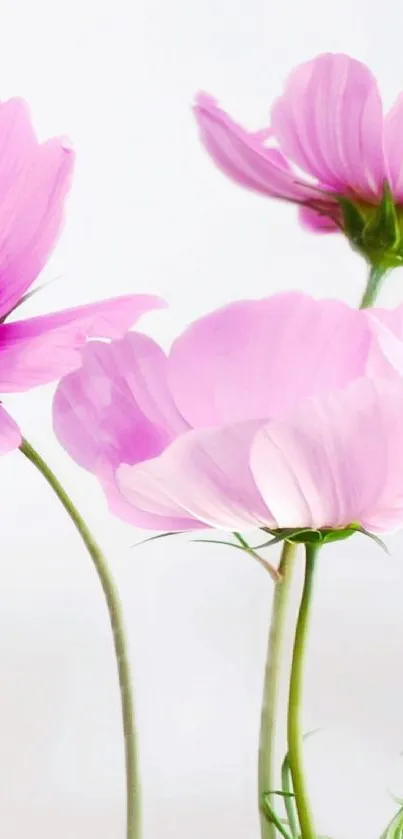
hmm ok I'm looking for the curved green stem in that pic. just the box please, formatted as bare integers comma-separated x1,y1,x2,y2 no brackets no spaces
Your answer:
287,544,317,839
359,264,389,309
259,541,297,839
19,438,139,839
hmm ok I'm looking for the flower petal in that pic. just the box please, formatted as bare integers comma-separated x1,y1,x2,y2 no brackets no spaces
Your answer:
250,379,403,531
0,294,165,391
384,93,403,200
193,93,321,202
0,100,75,318
168,293,371,427
116,419,273,531
0,405,21,454
298,205,340,233
53,332,187,473
366,306,403,379
271,53,385,198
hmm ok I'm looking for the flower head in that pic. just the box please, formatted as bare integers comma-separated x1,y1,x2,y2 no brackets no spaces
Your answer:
0,96,165,451
53,293,403,535
194,54,403,268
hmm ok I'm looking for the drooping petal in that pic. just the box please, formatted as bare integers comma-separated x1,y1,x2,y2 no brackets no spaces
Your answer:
168,293,371,427
193,93,322,202
298,204,340,233
0,294,165,391
384,93,403,201
250,379,403,531
98,462,203,531
0,405,21,454
0,100,75,318
53,331,187,473
271,53,385,198
116,419,273,531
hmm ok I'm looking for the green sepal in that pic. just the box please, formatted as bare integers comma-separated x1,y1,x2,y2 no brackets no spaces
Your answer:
263,525,358,546
337,195,366,244
262,523,388,552
363,182,401,253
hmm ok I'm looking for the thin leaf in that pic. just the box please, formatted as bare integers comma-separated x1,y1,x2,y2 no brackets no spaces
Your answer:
0,277,59,323
261,795,294,839
356,526,389,555
380,807,403,839
281,728,323,838
132,531,185,549
193,534,281,581
233,532,281,580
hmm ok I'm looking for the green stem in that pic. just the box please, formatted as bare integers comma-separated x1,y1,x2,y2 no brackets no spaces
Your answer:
259,541,297,839
359,264,389,309
287,544,317,839
19,437,139,839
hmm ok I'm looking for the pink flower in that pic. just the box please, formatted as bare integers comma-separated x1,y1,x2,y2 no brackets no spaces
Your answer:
194,54,403,266
0,96,165,452
53,293,403,535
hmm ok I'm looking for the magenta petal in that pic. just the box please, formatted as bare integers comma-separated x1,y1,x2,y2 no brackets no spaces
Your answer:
0,101,75,318
168,293,371,427
298,205,340,233
0,294,165,391
271,53,385,198
194,93,320,202
384,93,403,200
116,419,274,531
250,379,402,531
53,332,187,472
0,405,21,454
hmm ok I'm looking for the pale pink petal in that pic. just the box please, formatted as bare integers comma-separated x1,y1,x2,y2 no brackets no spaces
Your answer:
365,306,403,379
271,53,385,198
250,379,402,531
194,93,321,202
359,380,403,532
384,93,403,200
98,462,203,531
0,107,75,318
168,293,371,427
0,294,165,391
298,205,340,233
0,405,21,453
53,332,187,473
116,419,273,531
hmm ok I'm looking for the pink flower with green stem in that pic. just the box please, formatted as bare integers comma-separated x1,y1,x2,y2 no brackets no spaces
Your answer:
194,53,403,305
53,292,403,839
0,95,165,839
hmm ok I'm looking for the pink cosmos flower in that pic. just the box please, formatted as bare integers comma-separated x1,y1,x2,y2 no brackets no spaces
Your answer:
53,293,403,535
0,96,165,452
193,54,403,264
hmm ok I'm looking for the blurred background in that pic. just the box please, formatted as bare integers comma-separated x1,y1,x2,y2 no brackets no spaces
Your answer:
1,0,403,835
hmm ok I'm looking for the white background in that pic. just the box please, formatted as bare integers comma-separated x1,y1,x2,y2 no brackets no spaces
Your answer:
1,0,403,836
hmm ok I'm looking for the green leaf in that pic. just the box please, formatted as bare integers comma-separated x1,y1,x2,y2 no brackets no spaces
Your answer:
281,728,323,839
132,531,184,548
0,277,58,323
261,794,294,839
193,533,281,580
355,525,389,555
380,806,403,839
